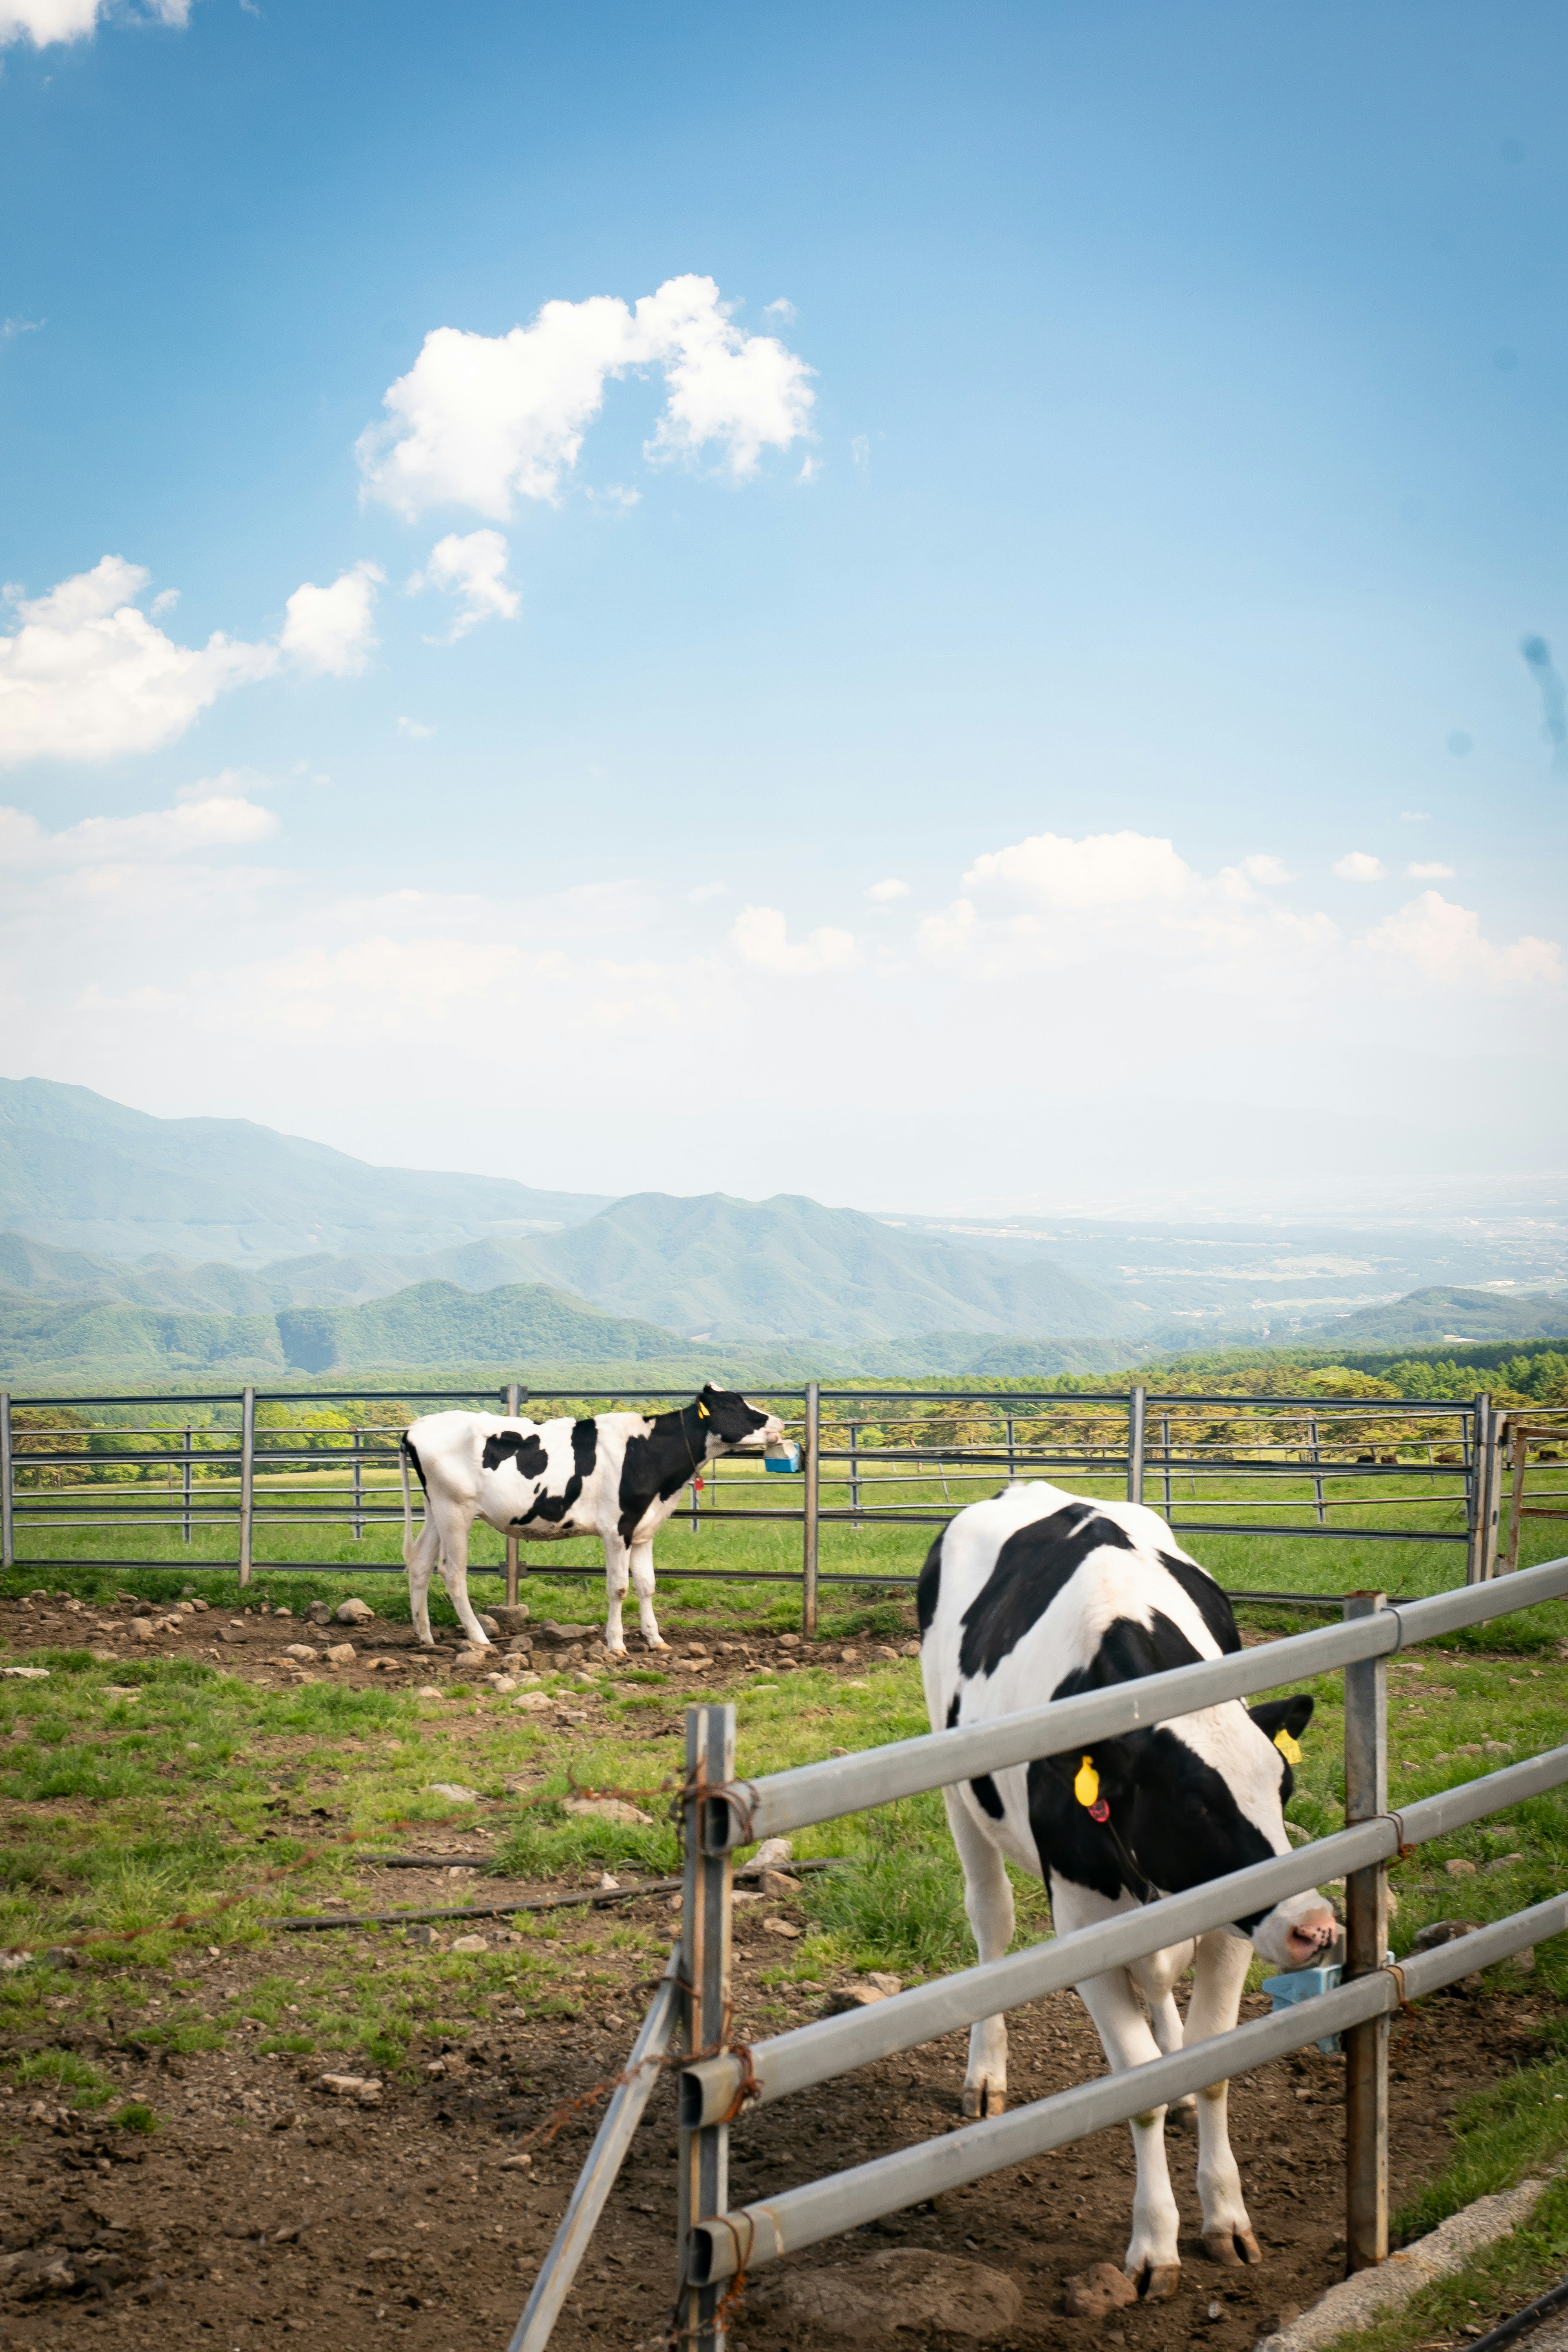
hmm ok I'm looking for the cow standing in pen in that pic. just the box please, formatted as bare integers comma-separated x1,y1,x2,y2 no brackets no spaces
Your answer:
400,1385,784,1656
920,1482,1337,2298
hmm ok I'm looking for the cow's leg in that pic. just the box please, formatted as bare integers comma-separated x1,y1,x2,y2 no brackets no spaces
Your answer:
628,1539,665,1650
602,1538,631,1657
1131,1938,1198,2133
1183,1930,1261,2268
434,1508,491,1647
405,1513,442,1648
1054,1879,1181,2297
942,1787,1013,2118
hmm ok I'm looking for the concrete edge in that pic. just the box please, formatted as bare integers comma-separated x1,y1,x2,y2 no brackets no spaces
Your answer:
1254,2176,1551,2352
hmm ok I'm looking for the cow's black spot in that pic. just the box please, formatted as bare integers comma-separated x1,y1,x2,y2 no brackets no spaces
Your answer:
957,1502,1135,1679
970,1773,1006,1820
1156,1550,1240,1654
572,1418,598,1480
506,1418,601,1529
945,1691,960,1729
1048,1606,1206,1703
618,1405,706,1544
483,1429,549,1481
916,1534,944,1635
402,1436,427,1494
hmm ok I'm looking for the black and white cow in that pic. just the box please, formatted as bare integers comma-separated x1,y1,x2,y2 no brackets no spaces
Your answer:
400,1386,784,1657
920,1481,1336,2298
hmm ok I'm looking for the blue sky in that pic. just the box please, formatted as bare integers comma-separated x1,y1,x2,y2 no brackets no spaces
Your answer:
1,0,1564,1214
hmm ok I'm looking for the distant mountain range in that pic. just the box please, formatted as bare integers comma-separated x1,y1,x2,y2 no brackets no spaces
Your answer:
0,1078,1563,1384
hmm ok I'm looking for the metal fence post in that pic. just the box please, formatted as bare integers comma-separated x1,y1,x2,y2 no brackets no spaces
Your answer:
352,1427,363,1542
1466,1394,1490,1584
802,1383,820,1639
505,1382,523,1606
1505,1417,1527,1576
1479,1399,1502,1582
1343,1589,1389,2274
1309,1413,1326,1526
0,1393,12,1572
238,1387,256,1590
1127,1387,1146,1507
183,1422,193,1545
678,1702,735,2350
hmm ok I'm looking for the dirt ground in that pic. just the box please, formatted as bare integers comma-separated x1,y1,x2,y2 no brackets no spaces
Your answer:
0,1597,1556,2350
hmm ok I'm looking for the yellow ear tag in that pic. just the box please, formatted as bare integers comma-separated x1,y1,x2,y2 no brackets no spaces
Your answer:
1074,1756,1100,1808
697,1402,708,1418
1274,1729,1303,1765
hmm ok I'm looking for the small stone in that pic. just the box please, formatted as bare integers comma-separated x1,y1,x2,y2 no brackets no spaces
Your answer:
283,1643,317,1662
1445,1858,1477,1877
428,1782,480,1803
318,2072,381,2104
415,1685,443,1699
325,1643,356,1666
759,1869,802,1896
499,2152,532,2171
865,1971,902,1997
1485,1852,1525,1870
335,1598,374,1624
822,1984,889,2014
491,1605,531,1634
1413,1919,1481,1948
405,1926,437,1947
1062,2263,1138,2319
450,1933,487,1953
368,1655,407,1673
477,1613,500,1637
751,1838,794,1870
839,1648,861,1665
763,1916,802,1939
512,1692,552,1712
563,1795,652,1824
777,1632,802,1649
307,1601,332,1625
129,1618,156,1643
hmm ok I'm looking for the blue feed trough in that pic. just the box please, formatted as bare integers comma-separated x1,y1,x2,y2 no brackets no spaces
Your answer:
764,1441,802,1474
1260,1963,1343,2055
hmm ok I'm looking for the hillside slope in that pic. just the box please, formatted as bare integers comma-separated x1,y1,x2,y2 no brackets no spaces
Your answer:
0,1078,609,1262
1303,1286,1568,1347
523,1191,1132,1345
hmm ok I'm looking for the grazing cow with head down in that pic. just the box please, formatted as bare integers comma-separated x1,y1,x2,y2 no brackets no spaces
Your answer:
920,1482,1336,2299
400,1386,784,1656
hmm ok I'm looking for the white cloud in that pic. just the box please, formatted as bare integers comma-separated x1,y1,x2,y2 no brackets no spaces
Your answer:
866,878,911,902
1236,853,1291,885
0,557,277,767
0,554,382,765
729,904,858,976
1367,891,1561,993
358,274,814,521
2,315,43,340
1333,851,1386,882
0,0,187,44
763,298,797,324
397,715,436,738
688,881,727,905
1399,810,1430,822
1407,860,1455,880
0,790,276,868
966,828,1193,910
279,561,382,676
410,529,519,641
797,456,821,484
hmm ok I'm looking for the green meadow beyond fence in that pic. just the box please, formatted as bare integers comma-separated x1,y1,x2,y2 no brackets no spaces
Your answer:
3,1381,1564,1623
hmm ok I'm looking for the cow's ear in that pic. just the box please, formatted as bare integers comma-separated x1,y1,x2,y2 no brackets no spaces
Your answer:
1248,1694,1314,1751
1051,1737,1134,1799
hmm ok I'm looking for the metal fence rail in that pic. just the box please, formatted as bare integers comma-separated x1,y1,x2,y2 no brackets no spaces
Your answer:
508,1552,1568,2350
2,1381,1545,1621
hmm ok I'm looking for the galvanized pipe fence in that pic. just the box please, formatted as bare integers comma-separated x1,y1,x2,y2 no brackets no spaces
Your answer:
0,1383,1551,1616
509,1552,1568,2352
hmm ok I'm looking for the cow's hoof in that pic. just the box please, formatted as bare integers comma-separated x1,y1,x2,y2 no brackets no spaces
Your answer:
1138,2266,1182,2301
960,2083,1005,2119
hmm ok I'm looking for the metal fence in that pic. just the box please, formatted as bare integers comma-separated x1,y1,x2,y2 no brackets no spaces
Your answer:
511,1553,1568,2352
0,1382,1549,1621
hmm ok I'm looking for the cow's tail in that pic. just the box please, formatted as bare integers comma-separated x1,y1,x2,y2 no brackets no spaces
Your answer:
399,1434,425,1565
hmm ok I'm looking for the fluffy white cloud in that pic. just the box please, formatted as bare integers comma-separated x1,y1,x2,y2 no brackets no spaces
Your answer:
965,827,1193,909
729,904,858,976
0,790,275,868
866,878,911,901
280,561,382,676
358,274,814,520
0,0,187,45
1333,851,1386,882
0,555,381,764
411,530,519,640
1407,860,1455,880
1237,852,1291,885
1366,891,1561,992
397,715,435,738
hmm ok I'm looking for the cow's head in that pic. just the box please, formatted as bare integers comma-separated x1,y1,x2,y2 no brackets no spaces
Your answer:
1056,1691,1338,1970
693,1384,786,1453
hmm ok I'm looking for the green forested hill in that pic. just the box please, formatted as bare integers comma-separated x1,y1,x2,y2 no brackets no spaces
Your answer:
1298,1286,1568,1348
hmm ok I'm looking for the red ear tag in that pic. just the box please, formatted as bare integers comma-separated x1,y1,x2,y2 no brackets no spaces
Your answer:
693,1475,704,1489
1089,1799,1110,1823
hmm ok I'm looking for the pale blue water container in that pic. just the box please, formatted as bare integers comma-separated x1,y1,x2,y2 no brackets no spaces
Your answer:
1260,1963,1343,2055
764,1440,802,1474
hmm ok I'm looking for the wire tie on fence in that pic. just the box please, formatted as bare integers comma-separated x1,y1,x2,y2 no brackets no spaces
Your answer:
1379,1810,1415,1862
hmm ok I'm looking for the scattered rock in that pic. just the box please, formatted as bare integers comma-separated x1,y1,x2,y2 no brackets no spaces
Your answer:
2,1665,48,1680
450,1934,488,1953
317,2073,381,2104
477,1614,501,1637
1444,1858,1477,1877
513,1692,552,1712
324,1643,356,1666
334,1598,374,1625
1413,1919,1481,1948
405,1926,437,1947
763,1916,802,1939
368,1656,407,1674
428,1783,480,1803
499,2153,532,2171
1484,1852,1525,1871
491,1605,532,1634
758,1869,802,1896
750,1837,794,1871
563,1795,652,1824
307,1601,332,1625
777,1632,802,1650
283,1643,317,1662
865,1971,902,1996
1063,2263,1138,2319
755,2249,1022,2338
822,1983,891,2014
415,1685,443,1699
129,1619,156,1643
